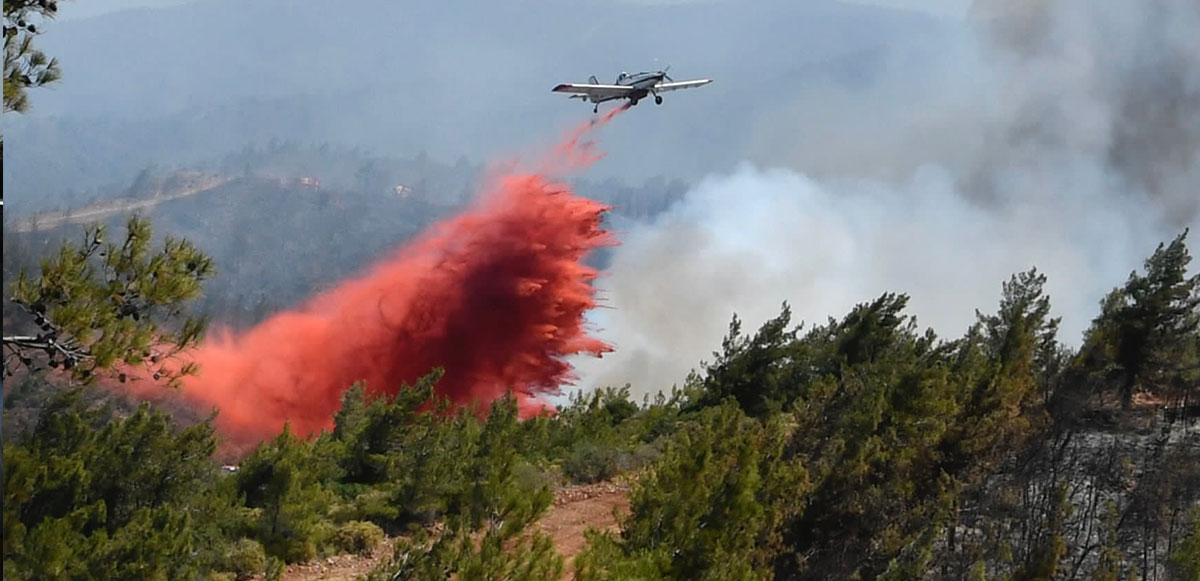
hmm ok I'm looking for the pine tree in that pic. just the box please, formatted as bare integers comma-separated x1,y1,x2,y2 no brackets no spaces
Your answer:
757,293,961,579
1080,230,1200,408
3,215,214,387
3,0,64,203
575,402,805,581
693,303,799,417
235,426,335,563
3,0,61,115
367,394,564,581
944,269,1059,480
3,390,233,580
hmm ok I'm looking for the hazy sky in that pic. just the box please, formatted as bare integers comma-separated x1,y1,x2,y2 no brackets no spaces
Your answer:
8,0,946,192
57,0,195,20
842,0,971,20
60,0,972,21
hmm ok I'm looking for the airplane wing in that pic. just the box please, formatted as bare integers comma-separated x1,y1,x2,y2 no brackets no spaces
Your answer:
551,83,634,99
654,78,713,93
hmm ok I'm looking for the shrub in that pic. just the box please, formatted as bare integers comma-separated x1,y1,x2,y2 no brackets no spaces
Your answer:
625,441,664,473
562,443,621,484
265,557,285,581
281,539,317,564
225,538,266,580
514,460,560,491
335,521,385,556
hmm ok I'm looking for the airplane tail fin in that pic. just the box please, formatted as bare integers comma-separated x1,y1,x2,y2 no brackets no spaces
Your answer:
588,75,598,84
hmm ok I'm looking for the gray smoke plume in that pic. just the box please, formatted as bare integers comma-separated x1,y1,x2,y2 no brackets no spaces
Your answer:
569,0,1200,398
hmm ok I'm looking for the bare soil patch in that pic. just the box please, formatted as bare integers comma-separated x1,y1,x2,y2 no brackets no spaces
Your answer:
271,481,631,581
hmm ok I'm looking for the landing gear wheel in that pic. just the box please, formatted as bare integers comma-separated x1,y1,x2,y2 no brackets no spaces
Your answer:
630,98,639,106
655,95,663,105
593,105,598,114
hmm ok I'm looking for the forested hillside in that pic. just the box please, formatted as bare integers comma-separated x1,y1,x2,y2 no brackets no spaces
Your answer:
3,141,686,332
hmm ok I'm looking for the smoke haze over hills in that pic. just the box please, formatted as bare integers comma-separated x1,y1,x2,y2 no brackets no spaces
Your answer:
570,0,1200,397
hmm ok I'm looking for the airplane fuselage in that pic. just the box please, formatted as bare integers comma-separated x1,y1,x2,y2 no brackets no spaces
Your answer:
587,71,666,104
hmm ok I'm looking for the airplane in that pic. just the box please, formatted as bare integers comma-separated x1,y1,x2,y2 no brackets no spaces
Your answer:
551,68,712,113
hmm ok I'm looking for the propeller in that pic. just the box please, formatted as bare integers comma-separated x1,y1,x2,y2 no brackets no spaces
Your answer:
652,58,674,81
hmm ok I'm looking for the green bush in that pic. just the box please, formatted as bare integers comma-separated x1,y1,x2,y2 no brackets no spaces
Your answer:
625,441,664,473
328,487,402,528
235,428,333,564
225,538,266,580
265,557,285,581
514,460,561,491
312,520,340,558
334,521,386,556
562,443,621,484
2,394,233,581
280,539,317,564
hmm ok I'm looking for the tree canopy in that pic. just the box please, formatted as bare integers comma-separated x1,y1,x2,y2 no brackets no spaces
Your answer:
4,215,213,387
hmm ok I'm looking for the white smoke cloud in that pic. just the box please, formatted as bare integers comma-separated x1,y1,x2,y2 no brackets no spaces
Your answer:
572,162,1185,395
569,0,1200,397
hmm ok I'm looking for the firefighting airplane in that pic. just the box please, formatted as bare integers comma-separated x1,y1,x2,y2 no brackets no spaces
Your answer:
551,68,712,113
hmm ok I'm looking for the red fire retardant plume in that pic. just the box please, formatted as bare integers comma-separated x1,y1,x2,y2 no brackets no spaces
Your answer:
152,107,629,443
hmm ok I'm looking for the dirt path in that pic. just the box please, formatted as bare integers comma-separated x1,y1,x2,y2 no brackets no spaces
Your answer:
537,482,631,579
276,482,630,581
279,537,397,581
9,175,233,233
